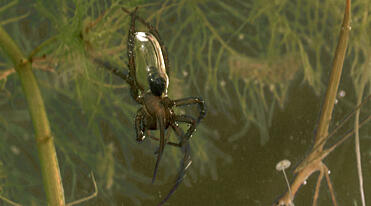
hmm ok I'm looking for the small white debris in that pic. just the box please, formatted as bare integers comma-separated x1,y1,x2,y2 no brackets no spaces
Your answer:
338,90,346,98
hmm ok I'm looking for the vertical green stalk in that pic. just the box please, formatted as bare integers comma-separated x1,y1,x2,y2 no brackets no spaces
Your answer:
0,27,65,205
313,0,351,151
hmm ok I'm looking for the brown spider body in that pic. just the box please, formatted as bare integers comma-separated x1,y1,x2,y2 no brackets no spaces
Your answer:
142,93,172,130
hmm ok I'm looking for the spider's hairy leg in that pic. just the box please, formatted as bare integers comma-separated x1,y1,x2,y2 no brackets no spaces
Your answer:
135,108,146,142
91,56,142,103
122,7,171,76
146,131,182,147
174,97,206,123
157,123,192,206
91,57,130,82
174,115,197,143
171,123,192,172
152,116,166,184
127,7,144,103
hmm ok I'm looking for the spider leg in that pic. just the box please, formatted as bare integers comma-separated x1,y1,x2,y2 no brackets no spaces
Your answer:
151,129,177,155
146,130,182,147
158,123,192,206
86,8,144,104
174,97,206,123
135,108,146,142
127,7,144,103
122,7,171,77
174,114,197,143
90,57,144,104
91,57,131,82
152,116,166,184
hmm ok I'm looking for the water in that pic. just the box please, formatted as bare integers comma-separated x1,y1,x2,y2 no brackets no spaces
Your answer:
150,83,370,206
0,0,370,205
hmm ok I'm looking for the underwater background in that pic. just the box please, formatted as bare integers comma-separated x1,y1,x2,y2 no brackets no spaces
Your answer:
0,0,370,205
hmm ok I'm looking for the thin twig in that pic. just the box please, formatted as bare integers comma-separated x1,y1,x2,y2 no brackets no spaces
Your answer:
0,57,56,81
353,51,370,206
0,0,18,14
0,195,22,206
313,167,324,206
324,114,371,155
0,12,29,26
66,172,98,206
295,96,371,172
355,101,366,206
323,164,338,206
28,36,57,60
295,114,371,174
0,68,15,80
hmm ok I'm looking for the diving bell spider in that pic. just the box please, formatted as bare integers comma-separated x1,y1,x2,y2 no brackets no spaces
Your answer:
92,7,206,205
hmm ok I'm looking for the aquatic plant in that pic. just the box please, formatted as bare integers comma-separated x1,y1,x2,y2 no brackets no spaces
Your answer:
148,0,370,144
0,0,370,205
274,0,371,205
0,0,231,205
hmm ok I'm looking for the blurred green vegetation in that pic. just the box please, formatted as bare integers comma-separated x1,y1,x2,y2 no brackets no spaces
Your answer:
0,0,370,205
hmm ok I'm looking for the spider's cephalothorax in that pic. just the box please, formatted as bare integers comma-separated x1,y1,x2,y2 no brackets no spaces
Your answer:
92,7,206,206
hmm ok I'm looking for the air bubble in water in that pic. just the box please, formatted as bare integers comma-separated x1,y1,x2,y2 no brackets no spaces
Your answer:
338,90,346,98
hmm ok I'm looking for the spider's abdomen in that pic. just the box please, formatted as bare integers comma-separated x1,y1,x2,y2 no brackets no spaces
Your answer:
143,93,171,130
134,32,169,96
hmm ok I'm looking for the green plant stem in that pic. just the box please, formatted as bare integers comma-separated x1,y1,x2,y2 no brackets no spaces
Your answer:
313,0,351,151
28,36,57,60
354,58,369,206
0,26,65,205
276,1,351,204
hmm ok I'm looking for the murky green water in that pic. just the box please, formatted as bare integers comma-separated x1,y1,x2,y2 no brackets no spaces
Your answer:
157,82,371,206
0,0,370,205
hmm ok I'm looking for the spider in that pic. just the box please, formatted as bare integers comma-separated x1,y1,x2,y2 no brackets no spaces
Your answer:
91,7,206,205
